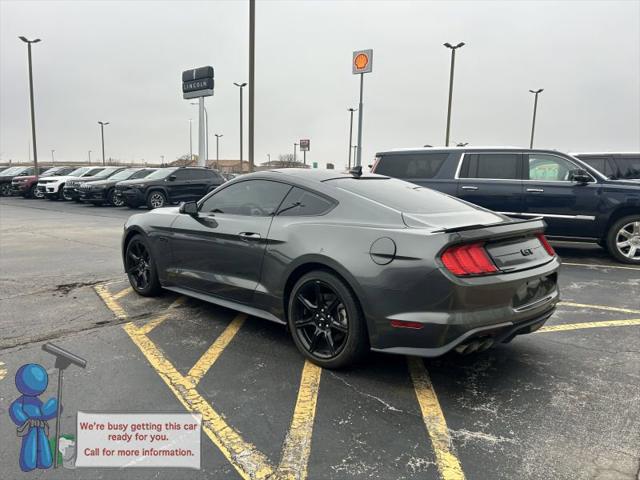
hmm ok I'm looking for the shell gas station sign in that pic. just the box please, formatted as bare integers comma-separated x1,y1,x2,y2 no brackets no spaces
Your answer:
352,49,373,74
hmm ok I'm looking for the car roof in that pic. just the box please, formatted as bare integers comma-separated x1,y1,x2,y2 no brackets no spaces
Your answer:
265,168,386,182
570,152,640,156
377,146,525,154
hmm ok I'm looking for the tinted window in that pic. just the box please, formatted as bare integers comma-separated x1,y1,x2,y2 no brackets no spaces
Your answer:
172,169,193,180
200,180,291,216
277,187,335,216
460,153,520,179
375,153,448,179
614,156,640,179
85,168,105,176
131,169,157,179
332,177,469,214
190,169,219,180
527,154,581,181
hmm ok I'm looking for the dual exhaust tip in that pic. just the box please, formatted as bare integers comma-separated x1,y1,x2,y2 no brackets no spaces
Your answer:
454,337,494,355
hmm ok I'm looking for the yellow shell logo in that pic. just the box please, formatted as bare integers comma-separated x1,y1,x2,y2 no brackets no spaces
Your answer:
354,53,369,70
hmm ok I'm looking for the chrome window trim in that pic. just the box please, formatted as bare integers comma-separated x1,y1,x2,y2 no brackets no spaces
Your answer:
498,211,596,221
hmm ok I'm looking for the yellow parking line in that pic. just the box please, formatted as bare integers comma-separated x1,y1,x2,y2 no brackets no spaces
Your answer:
0,361,6,382
94,284,127,320
408,357,465,480
136,313,170,335
562,262,640,271
538,318,640,333
112,286,133,300
186,314,247,387
558,301,640,315
124,322,274,480
276,361,323,480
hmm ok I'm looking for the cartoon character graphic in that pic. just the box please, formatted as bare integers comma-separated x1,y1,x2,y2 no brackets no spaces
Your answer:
9,363,59,471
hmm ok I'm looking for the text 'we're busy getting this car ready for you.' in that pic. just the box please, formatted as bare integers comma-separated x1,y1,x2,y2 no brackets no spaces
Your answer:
122,169,560,368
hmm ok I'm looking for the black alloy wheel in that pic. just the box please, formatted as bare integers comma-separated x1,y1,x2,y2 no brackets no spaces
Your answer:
288,270,368,368
0,183,10,196
147,191,167,209
33,186,45,199
110,189,124,207
62,188,73,201
125,236,161,296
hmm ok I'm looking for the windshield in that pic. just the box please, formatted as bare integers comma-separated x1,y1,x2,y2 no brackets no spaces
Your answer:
108,169,139,181
0,167,25,176
142,168,174,180
52,167,76,176
131,168,158,179
331,177,471,214
68,167,91,177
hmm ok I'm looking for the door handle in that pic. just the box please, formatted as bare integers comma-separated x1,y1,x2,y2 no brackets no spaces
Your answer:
239,232,261,241
526,188,545,193
461,186,478,190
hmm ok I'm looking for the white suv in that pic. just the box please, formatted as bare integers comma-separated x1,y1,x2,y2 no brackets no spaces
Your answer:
37,166,105,200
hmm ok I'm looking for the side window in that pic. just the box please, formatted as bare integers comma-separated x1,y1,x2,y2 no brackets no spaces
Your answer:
172,170,193,181
460,153,520,179
615,157,640,179
527,154,582,181
375,153,448,179
277,187,336,217
188,169,214,180
200,180,291,216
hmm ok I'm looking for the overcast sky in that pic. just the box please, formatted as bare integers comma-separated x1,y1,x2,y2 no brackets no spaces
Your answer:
1,0,639,168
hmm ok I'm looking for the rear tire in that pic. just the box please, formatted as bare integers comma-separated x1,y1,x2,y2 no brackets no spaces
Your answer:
125,235,162,297
606,215,640,264
288,270,368,369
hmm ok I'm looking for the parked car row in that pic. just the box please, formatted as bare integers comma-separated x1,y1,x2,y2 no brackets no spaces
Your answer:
371,147,640,264
0,165,226,210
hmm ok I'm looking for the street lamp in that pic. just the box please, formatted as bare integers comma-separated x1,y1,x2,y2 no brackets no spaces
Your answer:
160,155,165,166
234,82,247,172
98,121,109,165
267,153,271,167
443,42,465,147
19,36,41,175
529,88,544,149
191,102,209,165
51,149,55,164
88,150,92,164
347,107,357,169
214,134,223,170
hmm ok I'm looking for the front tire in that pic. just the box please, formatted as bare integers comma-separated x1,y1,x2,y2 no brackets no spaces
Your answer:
61,186,73,201
125,235,162,296
606,215,640,264
146,190,167,209
288,270,368,369
0,183,11,196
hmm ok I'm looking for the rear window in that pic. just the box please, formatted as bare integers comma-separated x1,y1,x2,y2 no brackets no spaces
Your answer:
460,153,520,180
332,177,468,214
374,153,448,179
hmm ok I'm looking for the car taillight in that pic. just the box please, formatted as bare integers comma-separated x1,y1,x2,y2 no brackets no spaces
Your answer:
536,233,555,256
441,242,498,276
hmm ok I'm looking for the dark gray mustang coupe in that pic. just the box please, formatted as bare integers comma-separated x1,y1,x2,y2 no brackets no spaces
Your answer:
122,168,560,368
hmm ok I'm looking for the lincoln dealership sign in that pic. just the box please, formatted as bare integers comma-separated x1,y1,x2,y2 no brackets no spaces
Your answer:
182,66,214,99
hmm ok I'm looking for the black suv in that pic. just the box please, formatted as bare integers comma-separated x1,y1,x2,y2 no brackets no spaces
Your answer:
372,147,640,264
78,168,158,206
572,152,640,181
62,167,125,201
115,167,224,209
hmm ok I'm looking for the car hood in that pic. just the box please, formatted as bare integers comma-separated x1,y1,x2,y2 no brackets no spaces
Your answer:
83,179,115,187
39,175,82,183
402,208,508,230
0,175,19,182
116,179,151,187
11,175,36,182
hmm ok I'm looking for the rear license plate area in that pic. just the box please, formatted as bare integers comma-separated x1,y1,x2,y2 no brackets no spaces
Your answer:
513,273,557,309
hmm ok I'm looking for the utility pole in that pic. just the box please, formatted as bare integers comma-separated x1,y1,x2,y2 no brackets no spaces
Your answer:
214,134,223,170
51,149,55,165
88,150,91,164
160,155,165,166
234,82,247,172
19,36,41,175
444,42,465,147
347,107,357,168
98,121,109,166
529,88,544,149
248,0,255,172
267,153,271,166
294,143,298,164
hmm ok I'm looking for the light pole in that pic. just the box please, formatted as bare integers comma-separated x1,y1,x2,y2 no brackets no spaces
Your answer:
189,119,193,162
19,36,41,175
160,155,165,166
98,121,109,165
529,88,544,149
88,150,92,164
234,82,247,172
248,0,255,173
51,149,55,165
267,153,271,167
352,145,358,162
294,143,298,164
444,42,465,147
191,102,209,165
347,107,357,169
214,134,223,170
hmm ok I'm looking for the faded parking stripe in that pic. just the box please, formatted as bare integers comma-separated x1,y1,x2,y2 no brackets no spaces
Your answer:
559,301,640,315
94,284,128,320
408,356,465,480
538,318,640,333
0,361,6,381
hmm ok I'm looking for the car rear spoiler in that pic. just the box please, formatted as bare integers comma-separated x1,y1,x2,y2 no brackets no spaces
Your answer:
435,217,547,243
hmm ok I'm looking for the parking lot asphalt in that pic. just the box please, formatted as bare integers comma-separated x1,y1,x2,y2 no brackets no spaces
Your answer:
1,195,639,480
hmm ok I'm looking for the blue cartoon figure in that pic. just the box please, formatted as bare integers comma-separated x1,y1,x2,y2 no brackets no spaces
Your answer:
9,364,59,471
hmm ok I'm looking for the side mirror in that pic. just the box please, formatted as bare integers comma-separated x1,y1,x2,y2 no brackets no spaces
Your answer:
569,169,591,184
168,175,177,181
179,201,198,216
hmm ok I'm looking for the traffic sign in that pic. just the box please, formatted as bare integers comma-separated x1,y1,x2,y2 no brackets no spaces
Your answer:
182,66,214,99
300,139,310,152
352,49,373,74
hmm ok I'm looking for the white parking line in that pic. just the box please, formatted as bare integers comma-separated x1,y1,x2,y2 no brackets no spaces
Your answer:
562,262,640,271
